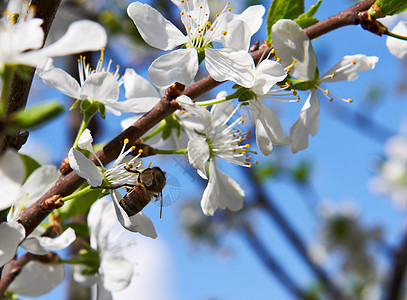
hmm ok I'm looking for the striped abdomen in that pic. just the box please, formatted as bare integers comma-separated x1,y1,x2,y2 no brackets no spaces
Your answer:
119,183,152,216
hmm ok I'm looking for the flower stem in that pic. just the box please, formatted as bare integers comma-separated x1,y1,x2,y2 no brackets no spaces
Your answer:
72,112,95,149
385,31,407,41
196,90,241,106
0,65,16,117
143,120,166,141
62,185,93,202
154,148,188,155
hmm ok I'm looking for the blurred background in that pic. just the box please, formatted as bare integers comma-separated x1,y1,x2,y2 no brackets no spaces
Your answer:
18,0,407,299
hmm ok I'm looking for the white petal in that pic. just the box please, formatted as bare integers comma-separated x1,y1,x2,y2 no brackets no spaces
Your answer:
0,222,25,267
218,16,251,51
289,92,319,153
238,5,265,35
111,190,157,238
272,19,317,81
117,97,160,114
252,60,287,95
87,198,113,249
68,148,104,187
148,48,198,88
19,165,59,206
205,48,255,88
80,72,119,102
210,100,235,127
188,137,210,176
101,252,133,292
39,227,76,251
201,159,243,216
78,128,94,152
13,19,44,52
123,68,160,99
321,55,378,83
36,66,81,99
40,20,107,57
7,260,65,297
0,150,25,210
177,95,212,127
387,21,407,59
127,2,186,51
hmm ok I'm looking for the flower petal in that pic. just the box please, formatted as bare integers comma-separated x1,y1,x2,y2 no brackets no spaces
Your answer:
111,190,157,238
237,5,265,35
19,165,59,206
205,48,255,88
188,137,210,176
252,60,287,95
40,20,107,57
13,18,44,53
218,16,251,51
127,2,186,51
117,97,161,114
68,148,104,187
387,21,407,59
101,252,133,292
7,260,65,297
39,228,76,251
78,128,94,152
201,159,244,216
272,19,317,81
177,95,212,128
289,91,319,153
80,72,119,103
148,48,198,88
0,150,25,210
36,62,81,99
123,68,160,99
320,55,378,83
0,222,25,267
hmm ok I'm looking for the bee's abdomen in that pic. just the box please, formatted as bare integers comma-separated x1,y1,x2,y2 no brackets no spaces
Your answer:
119,184,150,216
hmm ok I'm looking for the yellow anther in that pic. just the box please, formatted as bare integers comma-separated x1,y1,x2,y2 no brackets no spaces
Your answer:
239,136,243,142
325,89,329,95
216,13,219,17
248,156,252,160
226,1,230,4
247,130,251,135
331,73,335,78
276,57,281,62
181,11,184,15
148,161,152,168
124,138,129,144
245,144,250,148
330,98,333,102
130,146,136,151
271,48,275,54
200,5,203,8
255,161,259,165
222,30,227,36
352,60,356,64
348,98,353,103
248,163,252,168
138,149,144,153
227,8,231,11
210,27,213,31
241,116,245,123
238,104,242,108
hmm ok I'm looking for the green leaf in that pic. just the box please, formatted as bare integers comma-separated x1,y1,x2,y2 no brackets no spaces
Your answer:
58,184,102,220
7,102,64,130
369,0,407,17
295,17,319,29
19,153,41,181
65,222,89,237
266,0,305,43
297,0,322,19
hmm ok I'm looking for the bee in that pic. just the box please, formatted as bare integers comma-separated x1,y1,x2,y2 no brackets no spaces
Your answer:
119,166,167,218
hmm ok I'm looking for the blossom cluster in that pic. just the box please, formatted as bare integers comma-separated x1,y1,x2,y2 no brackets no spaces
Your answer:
1,0,405,298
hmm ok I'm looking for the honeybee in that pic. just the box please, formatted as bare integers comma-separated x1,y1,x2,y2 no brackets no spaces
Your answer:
119,166,167,218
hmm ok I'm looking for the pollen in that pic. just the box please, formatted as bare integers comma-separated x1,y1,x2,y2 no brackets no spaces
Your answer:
331,73,335,78
227,8,231,11
241,116,245,123
124,138,129,144
325,89,329,95
222,30,227,36
352,60,356,64
130,146,136,151
181,11,184,15
245,144,250,148
348,98,353,103
138,149,144,153
276,57,281,62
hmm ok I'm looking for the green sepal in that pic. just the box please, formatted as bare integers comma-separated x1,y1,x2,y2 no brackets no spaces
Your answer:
18,153,41,181
266,0,305,43
197,49,206,65
98,102,106,119
7,102,64,130
289,80,315,91
80,99,92,112
231,83,242,89
57,184,102,220
238,89,256,102
4,290,17,300
15,64,33,80
65,222,90,238
161,114,181,140
78,245,101,275
70,99,81,111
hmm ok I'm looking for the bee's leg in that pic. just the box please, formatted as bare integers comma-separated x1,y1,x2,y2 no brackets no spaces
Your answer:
98,184,135,190
124,166,141,174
